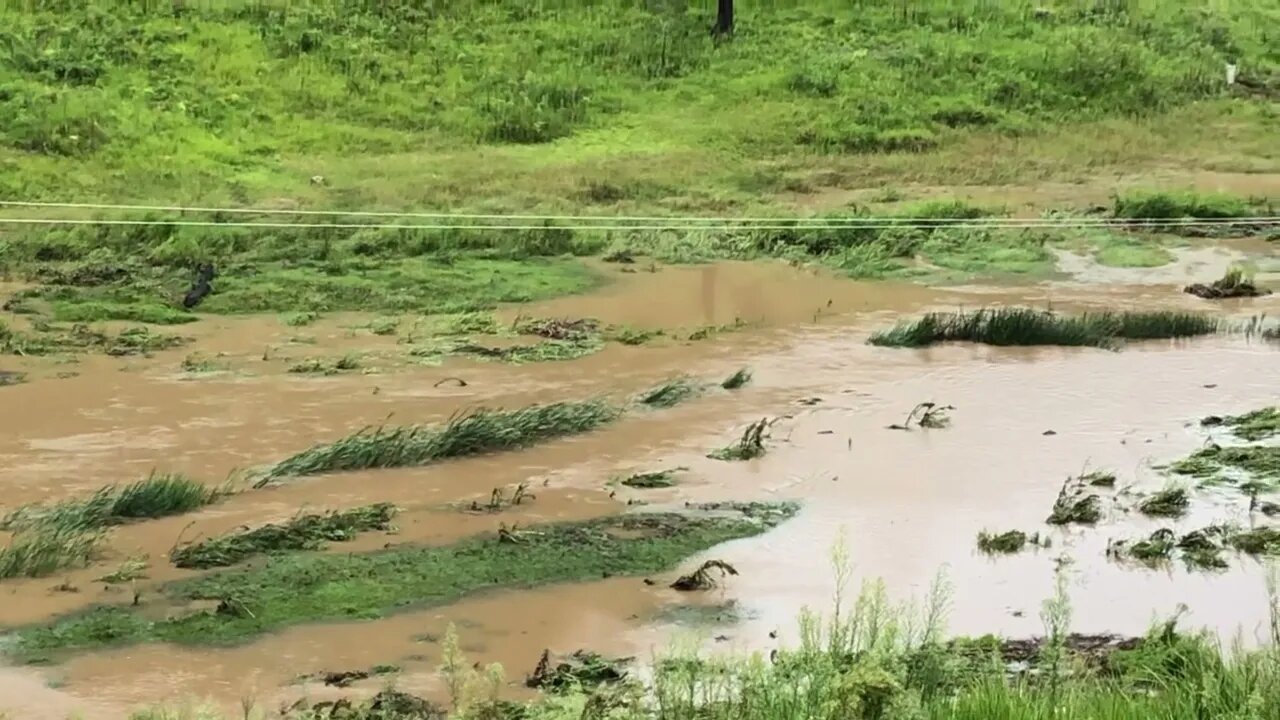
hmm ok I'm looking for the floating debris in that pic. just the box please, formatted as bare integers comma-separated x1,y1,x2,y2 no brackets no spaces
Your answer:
620,469,681,489
1184,267,1270,299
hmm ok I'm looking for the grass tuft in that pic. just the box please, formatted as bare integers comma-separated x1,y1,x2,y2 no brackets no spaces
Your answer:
171,504,397,569
620,469,682,489
1047,480,1103,526
869,308,1218,349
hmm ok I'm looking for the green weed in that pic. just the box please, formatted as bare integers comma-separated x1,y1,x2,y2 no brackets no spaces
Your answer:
280,311,320,327
620,469,682,489
97,555,150,584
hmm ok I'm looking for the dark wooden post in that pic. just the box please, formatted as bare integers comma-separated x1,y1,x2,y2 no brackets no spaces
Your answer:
714,0,733,36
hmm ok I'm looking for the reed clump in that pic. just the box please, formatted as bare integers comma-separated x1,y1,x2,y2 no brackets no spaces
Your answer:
869,308,1218,349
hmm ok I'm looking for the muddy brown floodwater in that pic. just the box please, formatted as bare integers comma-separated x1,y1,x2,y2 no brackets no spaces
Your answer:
2,258,1279,718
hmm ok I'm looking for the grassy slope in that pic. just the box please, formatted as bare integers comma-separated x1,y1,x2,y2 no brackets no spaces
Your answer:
1,1,1276,212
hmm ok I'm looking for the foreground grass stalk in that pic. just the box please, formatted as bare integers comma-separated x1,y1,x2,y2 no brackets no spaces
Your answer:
8,506,795,656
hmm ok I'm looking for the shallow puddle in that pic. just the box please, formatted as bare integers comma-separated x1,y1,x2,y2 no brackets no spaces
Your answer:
2,260,1279,716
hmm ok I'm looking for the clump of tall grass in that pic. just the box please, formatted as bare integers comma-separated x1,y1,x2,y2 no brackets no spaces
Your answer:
260,400,622,483
1,472,226,532
869,308,1218,349
708,419,770,461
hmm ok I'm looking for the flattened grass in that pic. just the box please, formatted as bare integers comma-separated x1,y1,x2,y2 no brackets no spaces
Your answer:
171,503,397,569
9,506,795,655
259,400,622,483
869,308,1218,349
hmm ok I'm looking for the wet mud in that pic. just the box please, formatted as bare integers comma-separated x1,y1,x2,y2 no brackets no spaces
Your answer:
3,259,1280,717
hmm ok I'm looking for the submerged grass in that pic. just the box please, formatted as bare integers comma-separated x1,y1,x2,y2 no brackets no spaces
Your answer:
869,308,1218,349
708,419,771,462
171,503,397,569
1,473,226,532
260,400,622,483
10,506,795,655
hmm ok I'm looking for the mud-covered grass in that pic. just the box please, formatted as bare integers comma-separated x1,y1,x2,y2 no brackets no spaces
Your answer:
260,400,622,482
869,308,1219,349
0,320,188,357
287,354,362,376
7,506,796,657
1203,407,1280,442
453,337,603,364
1,473,227,533
1081,470,1118,488
171,503,397,569
620,469,682,489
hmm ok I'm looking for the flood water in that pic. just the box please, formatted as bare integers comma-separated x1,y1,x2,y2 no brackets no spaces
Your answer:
1,257,1278,718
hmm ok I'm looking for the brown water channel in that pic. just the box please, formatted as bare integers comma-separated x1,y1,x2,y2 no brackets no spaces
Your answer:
1,259,1278,718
